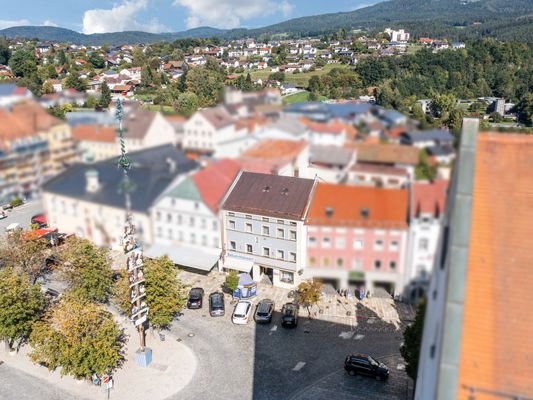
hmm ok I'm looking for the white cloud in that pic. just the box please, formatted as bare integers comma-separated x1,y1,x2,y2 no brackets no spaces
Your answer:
42,20,59,27
82,0,169,34
0,19,31,30
174,0,295,29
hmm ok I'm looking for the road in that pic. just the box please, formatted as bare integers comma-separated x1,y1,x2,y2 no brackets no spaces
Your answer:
0,201,44,234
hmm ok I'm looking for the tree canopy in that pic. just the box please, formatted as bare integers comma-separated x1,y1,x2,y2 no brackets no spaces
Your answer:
400,300,426,382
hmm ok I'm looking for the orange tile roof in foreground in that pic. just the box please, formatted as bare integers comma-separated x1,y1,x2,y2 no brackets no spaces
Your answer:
72,125,116,143
305,183,408,229
458,132,533,400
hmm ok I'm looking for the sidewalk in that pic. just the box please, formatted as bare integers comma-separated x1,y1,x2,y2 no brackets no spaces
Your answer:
1,317,197,400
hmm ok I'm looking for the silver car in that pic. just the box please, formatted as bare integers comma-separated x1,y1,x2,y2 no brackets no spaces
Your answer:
254,299,275,323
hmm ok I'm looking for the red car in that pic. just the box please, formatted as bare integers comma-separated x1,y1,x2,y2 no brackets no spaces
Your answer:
31,214,47,228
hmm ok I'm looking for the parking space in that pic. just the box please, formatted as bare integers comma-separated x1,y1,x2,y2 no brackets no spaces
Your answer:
169,270,413,400
0,201,44,235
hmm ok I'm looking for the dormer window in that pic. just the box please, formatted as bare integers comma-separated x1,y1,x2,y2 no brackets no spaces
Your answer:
281,188,289,196
262,185,271,193
360,208,369,219
325,207,334,217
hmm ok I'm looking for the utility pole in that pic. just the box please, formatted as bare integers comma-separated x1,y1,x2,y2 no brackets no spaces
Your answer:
115,99,152,366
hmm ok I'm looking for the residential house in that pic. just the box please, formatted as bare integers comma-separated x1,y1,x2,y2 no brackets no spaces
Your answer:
220,172,317,288
0,83,33,107
42,145,197,249
72,125,118,162
308,145,356,183
347,164,409,189
400,129,454,149
305,183,409,295
147,159,241,272
351,143,420,178
403,179,448,303
415,122,533,400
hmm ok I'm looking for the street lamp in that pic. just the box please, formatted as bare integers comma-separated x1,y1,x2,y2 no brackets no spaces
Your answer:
115,99,152,367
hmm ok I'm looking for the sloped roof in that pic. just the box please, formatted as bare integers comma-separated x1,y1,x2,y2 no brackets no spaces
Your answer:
43,145,198,212
306,183,408,229
122,109,157,139
242,139,307,160
200,106,233,130
167,177,201,202
457,132,533,399
72,125,116,143
310,145,354,167
411,179,448,217
222,172,315,220
402,129,454,143
351,143,419,166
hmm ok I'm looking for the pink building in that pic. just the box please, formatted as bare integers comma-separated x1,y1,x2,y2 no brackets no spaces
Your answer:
304,183,409,295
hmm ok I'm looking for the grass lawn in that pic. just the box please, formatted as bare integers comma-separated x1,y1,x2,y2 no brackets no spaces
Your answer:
142,104,178,115
248,63,350,88
283,91,310,104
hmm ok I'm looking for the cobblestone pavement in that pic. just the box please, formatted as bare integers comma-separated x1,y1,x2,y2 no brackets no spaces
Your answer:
173,270,413,400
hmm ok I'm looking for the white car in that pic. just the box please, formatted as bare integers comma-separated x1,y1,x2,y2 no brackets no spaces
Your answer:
0,211,6,220
232,300,253,325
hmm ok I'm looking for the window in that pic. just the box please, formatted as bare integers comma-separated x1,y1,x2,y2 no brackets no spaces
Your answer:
277,219,284,224
229,220,236,230
201,219,207,229
156,211,161,221
230,241,236,250
336,258,344,268
213,237,219,247
246,223,252,233
374,260,382,269
419,238,429,251
390,240,399,251
194,202,199,210
228,212,235,217
323,257,330,267
167,213,172,223
263,247,270,257
308,237,317,247
171,198,175,207
245,214,252,219
322,237,331,248
290,221,296,226
177,214,182,224
168,229,173,239
289,252,296,262
277,228,285,238
335,237,345,249
289,230,297,240
262,217,269,222
212,220,217,230
190,217,195,227
178,231,184,241
202,235,207,246
190,233,196,244
353,239,364,250
157,227,162,237
374,239,384,251
246,244,253,253
262,226,270,235
309,257,316,266
389,261,397,270
352,259,362,269
280,271,293,284
277,250,285,260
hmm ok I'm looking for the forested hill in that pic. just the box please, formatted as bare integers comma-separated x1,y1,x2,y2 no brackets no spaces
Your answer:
1,0,532,45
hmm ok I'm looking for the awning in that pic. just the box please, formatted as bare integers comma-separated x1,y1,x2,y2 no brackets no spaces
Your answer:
145,244,220,272
224,253,254,273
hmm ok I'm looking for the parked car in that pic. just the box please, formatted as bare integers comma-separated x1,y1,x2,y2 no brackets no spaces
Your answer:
281,302,299,327
0,210,6,219
209,292,225,317
187,287,205,309
254,299,275,323
4,222,21,233
232,300,253,324
344,354,389,380
1,203,12,211
31,213,48,228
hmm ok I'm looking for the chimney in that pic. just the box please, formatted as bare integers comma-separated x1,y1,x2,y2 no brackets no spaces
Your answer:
85,169,100,193
166,157,176,174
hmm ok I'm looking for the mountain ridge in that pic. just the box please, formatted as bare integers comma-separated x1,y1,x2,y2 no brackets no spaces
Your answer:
1,0,532,45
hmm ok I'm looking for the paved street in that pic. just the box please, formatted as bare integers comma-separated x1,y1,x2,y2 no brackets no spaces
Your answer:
169,271,413,400
0,200,43,234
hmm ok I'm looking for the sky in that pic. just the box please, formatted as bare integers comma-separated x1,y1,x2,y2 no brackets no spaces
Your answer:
0,0,382,33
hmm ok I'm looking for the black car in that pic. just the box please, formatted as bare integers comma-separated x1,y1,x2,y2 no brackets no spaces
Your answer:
344,354,389,380
187,288,204,309
281,302,298,327
209,291,225,317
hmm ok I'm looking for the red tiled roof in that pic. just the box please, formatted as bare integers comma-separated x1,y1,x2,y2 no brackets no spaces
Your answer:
411,179,448,217
458,132,533,399
348,143,420,166
351,163,408,177
242,139,307,159
192,159,242,213
72,125,116,143
306,183,408,229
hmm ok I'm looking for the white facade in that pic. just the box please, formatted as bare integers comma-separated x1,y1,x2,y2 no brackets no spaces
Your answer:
126,112,177,151
221,210,308,289
183,112,244,153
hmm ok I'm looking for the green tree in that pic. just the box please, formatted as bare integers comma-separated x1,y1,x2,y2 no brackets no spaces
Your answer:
86,95,97,109
8,49,38,77
99,81,112,108
269,71,285,83
515,93,533,126
296,280,322,318
415,150,437,181
0,40,12,65
64,71,87,92
42,81,55,94
112,271,131,315
141,65,154,87
144,256,187,330
56,50,67,66
185,66,224,107
430,94,457,119
29,293,124,379
176,92,199,117
400,300,426,382
88,52,105,69
225,270,239,293
59,237,113,303
0,268,46,350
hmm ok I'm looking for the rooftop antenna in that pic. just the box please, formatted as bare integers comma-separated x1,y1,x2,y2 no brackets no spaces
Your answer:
116,98,152,367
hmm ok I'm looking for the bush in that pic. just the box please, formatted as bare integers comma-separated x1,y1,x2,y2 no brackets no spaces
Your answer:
10,198,23,207
225,271,239,293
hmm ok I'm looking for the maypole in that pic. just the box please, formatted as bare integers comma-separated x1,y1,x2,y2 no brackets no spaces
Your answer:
115,99,152,366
